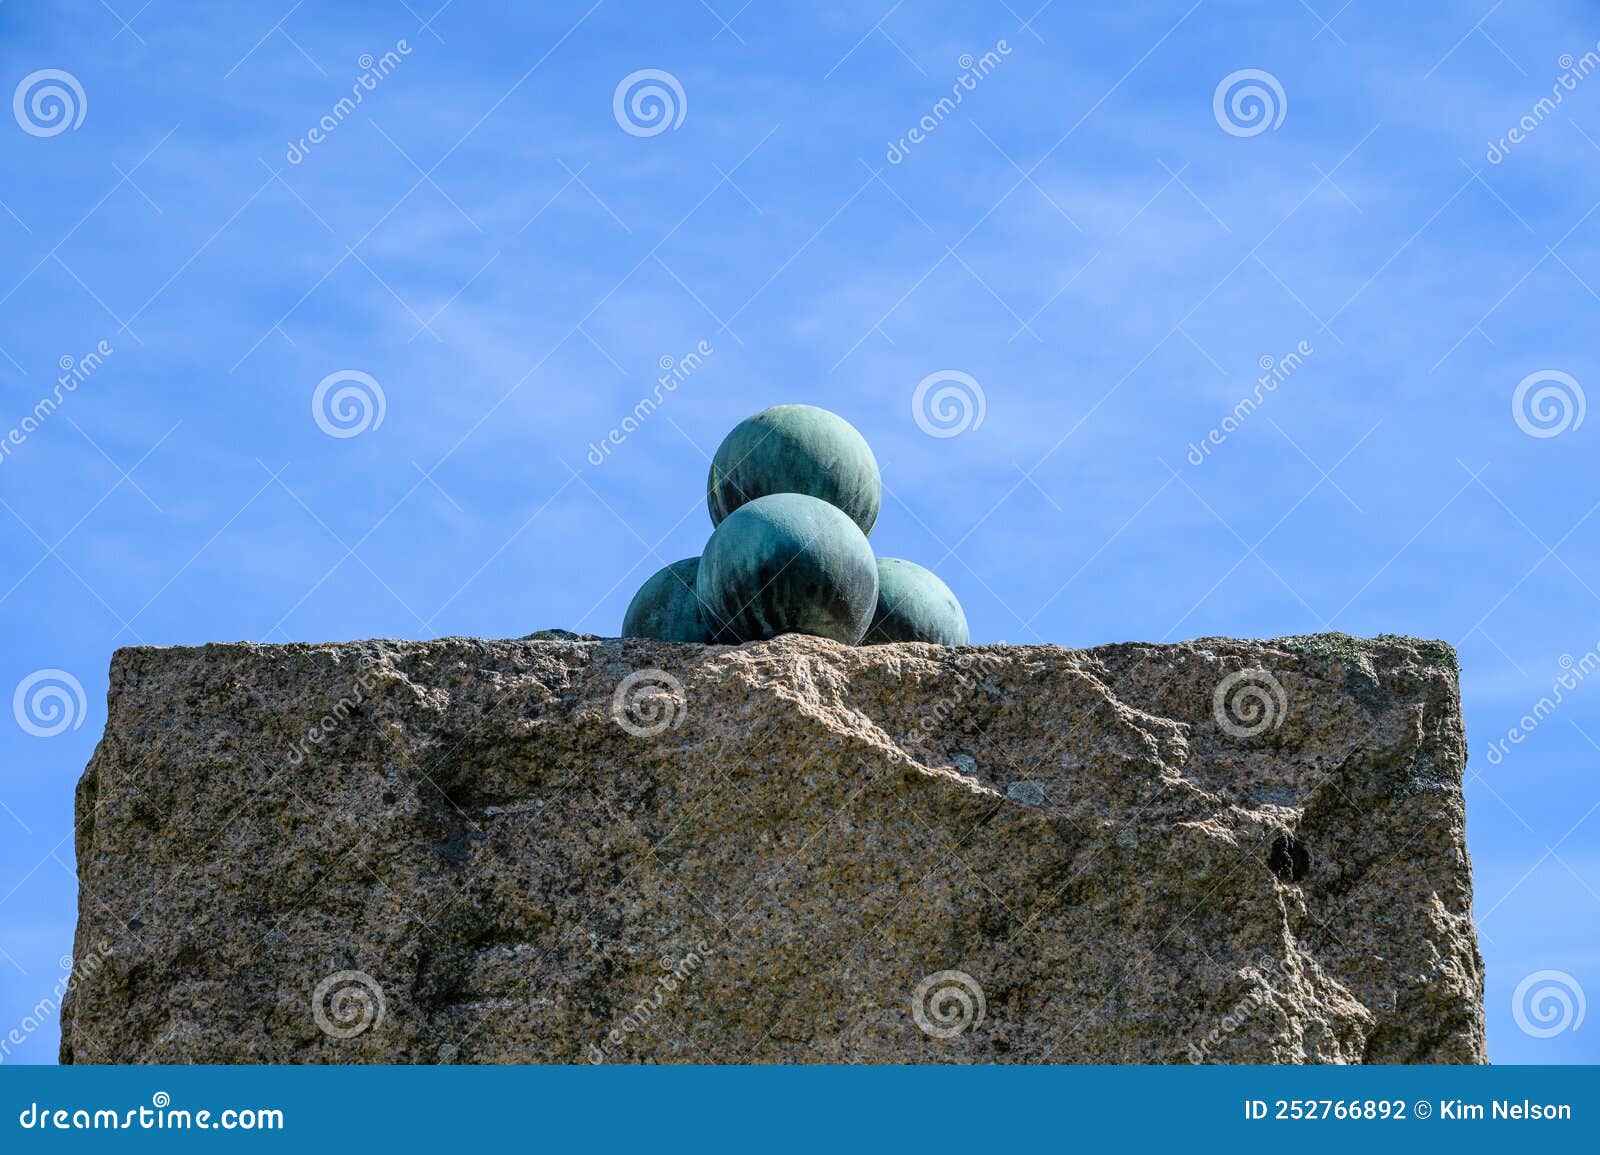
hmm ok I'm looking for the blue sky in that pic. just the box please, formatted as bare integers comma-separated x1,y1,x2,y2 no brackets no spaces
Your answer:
2,0,1598,1064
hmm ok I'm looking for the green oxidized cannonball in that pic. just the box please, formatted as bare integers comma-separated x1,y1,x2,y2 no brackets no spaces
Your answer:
622,557,716,643
864,557,970,646
698,493,879,644
707,404,881,535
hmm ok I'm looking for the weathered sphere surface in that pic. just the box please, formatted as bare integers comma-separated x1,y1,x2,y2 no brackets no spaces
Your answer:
698,493,878,644
864,557,970,646
622,557,715,643
707,405,881,535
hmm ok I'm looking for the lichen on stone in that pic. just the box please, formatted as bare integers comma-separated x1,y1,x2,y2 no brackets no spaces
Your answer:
1271,631,1459,676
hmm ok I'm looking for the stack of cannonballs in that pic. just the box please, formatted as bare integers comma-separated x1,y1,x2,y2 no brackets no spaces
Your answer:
622,404,969,647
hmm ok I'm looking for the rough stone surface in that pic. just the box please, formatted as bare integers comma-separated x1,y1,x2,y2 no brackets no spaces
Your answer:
61,632,1485,1064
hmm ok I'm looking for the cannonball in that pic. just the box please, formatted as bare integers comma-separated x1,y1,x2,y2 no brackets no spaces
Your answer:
864,557,969,646
698,493,879,644
707,404,881,535
622,557,715,643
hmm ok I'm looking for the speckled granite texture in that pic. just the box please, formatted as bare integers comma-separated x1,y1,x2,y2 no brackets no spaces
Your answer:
62,632,1485,1063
